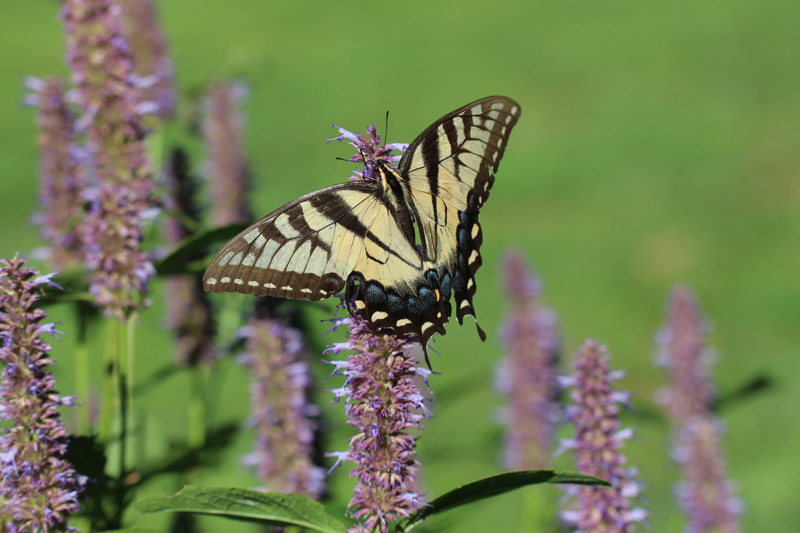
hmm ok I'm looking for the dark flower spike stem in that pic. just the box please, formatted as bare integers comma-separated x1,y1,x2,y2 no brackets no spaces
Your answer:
163,149,216,367
119,0,176,120
324,307,430,533
496,249,560,470
657,285,741,533
62,0,158,319
0,255,84,532
559,340,647,532
204,80,252,226
26,76,86,271
239,305,325,500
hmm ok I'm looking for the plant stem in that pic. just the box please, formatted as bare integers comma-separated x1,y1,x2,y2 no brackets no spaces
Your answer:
114,315,130,527
74,302,92,435
99,318,118,443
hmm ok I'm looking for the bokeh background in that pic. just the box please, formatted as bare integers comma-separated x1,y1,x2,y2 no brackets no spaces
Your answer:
2,0,799,531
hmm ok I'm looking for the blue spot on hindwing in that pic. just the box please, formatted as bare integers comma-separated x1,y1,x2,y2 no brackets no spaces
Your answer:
388,294,403,313
366,283,386,305
440,272,453,302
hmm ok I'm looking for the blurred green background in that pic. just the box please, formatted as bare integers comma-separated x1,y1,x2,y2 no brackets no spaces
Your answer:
1,0,799,531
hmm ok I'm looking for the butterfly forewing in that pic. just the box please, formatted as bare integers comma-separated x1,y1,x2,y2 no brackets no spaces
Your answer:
205,183,380,300
398,96,521,329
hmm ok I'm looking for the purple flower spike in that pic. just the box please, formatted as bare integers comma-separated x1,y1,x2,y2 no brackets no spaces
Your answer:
560,340,646,533
204,80,252,226
674,417,741,533
239,307,325,499
496,250,560,470
326,123,407,181
657,285,741,532
119,0,176,120
655,285,715,423
62,0,158,319
324,310,428,533
0,256,84,531
29,77,86,271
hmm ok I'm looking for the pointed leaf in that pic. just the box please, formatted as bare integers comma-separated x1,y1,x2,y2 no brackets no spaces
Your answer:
398,470,610,531
155,223,249,274
135,485,347,533
715,372,774,412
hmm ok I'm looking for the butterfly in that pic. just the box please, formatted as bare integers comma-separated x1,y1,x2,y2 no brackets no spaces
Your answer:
203,96,521,358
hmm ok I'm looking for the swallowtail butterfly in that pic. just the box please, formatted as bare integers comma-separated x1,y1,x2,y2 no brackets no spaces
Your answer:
204,96,521,356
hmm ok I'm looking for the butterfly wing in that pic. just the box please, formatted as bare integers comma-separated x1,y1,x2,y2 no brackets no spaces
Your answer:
203,181,445,342
397,96,521,332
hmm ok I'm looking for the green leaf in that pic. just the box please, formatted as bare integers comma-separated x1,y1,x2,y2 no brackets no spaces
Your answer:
155,223,249,275
715,372,774,412
397,470,611,531
135,485,347,533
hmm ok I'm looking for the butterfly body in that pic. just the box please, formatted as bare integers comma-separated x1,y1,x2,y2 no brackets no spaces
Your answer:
204,96,521,353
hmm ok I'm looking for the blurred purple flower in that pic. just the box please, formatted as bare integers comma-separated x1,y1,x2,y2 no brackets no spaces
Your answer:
495,249,560,470
559,340,646,532
119,0,176,120
326,123,407,180
204,80,252,226
324,309,429,533
0,255,84,531
163,149,217,367
62,0,158,319
26,77,87,271
657,285,741,532
674,417,741,533
239,307,325,499
655,285,715,423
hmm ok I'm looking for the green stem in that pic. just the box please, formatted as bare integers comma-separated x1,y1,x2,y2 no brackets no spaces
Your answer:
99,319,118,443
74,302,92,435
115,315,130,527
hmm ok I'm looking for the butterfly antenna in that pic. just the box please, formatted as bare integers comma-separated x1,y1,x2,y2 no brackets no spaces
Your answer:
384,110,390,144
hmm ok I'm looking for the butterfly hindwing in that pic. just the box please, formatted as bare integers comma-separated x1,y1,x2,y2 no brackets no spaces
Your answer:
398,96,521,331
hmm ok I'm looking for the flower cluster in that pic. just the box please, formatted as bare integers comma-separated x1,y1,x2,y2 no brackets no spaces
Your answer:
657,285,740,533
0,256,83,532
495,250,560,470
239,307,325,499
674,417,741,533
26,77,87,272
655,285,715,423
559,340,646,532
62,0,158,319
204,80,252,226
324,310,430,533
163,148,217,367
119,0,176,120
326,123,408,180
